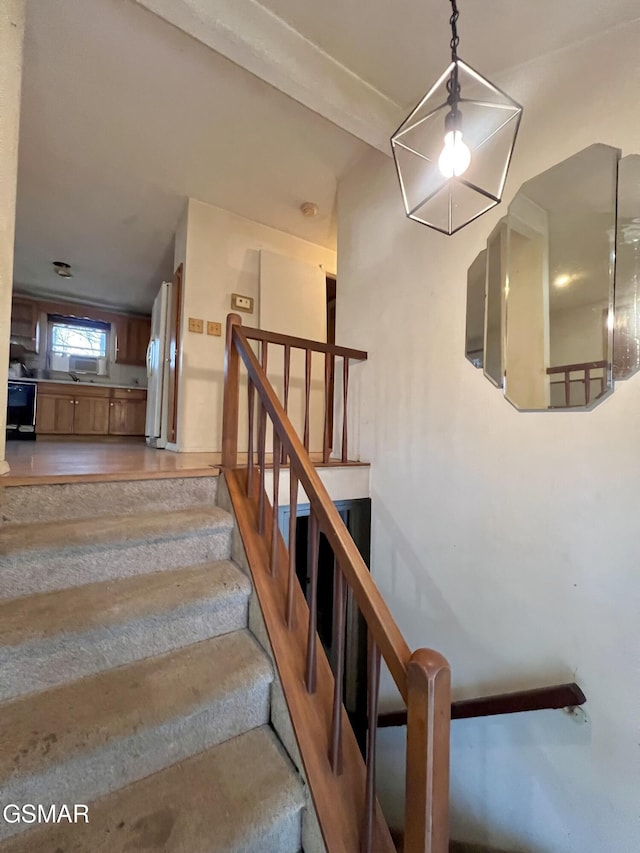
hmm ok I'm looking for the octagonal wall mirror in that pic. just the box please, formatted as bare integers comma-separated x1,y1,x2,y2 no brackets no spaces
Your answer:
614,154,640,379
466,143,630,410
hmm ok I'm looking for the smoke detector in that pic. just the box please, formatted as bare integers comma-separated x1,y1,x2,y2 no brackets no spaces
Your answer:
300,202,318,218
53,261,73,278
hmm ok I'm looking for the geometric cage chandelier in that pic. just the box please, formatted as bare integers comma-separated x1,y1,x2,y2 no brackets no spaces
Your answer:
391,0,523,235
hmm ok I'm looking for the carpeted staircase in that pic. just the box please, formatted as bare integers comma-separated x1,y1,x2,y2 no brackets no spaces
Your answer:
0,474,305,852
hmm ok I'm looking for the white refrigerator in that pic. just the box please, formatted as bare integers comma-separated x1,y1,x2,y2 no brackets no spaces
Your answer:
145,281,172,448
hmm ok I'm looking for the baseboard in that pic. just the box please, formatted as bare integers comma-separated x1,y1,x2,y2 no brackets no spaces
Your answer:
389,830,520,853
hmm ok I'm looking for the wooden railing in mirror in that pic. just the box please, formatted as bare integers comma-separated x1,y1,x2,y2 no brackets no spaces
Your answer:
221,313,451,853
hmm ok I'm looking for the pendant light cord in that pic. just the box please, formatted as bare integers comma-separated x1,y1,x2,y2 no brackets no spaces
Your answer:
449,0,460,61
446,0,461,112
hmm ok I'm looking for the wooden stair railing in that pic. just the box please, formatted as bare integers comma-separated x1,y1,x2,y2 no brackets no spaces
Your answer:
222,313,451,853
379,682,587,727
547,359,607,407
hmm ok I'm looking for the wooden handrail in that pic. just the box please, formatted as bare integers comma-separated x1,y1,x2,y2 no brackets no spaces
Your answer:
223,316,589,852
222,313,451,853
378,681,586,727
546,360,607,375
405,649,451,853
231,321,411,697
239,324,368,360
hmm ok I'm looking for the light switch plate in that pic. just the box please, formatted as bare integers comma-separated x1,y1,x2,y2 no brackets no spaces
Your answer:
231,293,254,313
207,321,222,336
188,317,204,333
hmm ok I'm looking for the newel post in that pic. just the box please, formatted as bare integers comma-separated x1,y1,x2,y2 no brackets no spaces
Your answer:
222,313,242,468
404,649,451,853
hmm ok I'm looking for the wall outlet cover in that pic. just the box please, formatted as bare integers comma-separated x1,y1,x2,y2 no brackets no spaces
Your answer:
188,317,204,333
207,321,222,336
231,293,254,313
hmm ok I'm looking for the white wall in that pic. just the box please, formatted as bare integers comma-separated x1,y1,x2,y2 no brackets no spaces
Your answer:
337,23,640,853
173,198,335,452
260,249,327,453
550,301,607,366
265,465,370,507
0,0,25,474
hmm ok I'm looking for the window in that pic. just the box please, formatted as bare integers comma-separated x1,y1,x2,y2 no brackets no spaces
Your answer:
49,319,109,358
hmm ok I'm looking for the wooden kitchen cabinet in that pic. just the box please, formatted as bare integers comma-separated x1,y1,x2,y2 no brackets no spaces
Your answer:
11,296,40,353
36,384,145,436
75,396,111,435
114,316,151,367
108,388,147,436
36,391,76,434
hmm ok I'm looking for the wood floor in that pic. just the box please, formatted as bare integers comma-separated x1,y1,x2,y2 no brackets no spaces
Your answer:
2,439,368,485
2,440,221,485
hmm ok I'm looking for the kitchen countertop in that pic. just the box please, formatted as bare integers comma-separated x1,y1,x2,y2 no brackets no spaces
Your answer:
9,378,147,391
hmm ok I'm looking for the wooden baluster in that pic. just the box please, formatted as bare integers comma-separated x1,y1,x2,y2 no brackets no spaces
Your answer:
360,633,381,853
404,649,451,853
584,367,591,405
271,432,281,577
282,345,291,464
323,352,334,464
342,356,350,462
222,313,242,468
564,369,571,408
304,349,312,451
286,472,298,629
329,560,347,774
247,378,255,497
258,342,268,534
305,510,319,693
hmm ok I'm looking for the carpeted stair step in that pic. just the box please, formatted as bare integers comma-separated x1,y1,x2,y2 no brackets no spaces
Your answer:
0,726,305,853
0,560,251,701
0,475,219,524
0,506,234,598
0,631,273,843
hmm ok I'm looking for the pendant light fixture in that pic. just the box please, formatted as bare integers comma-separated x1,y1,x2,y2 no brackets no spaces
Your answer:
391,0,523,235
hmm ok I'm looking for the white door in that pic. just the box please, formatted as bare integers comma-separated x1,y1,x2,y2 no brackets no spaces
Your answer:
259,251,327,452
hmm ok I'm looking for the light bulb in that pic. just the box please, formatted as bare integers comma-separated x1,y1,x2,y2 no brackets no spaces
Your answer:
438,130,471,178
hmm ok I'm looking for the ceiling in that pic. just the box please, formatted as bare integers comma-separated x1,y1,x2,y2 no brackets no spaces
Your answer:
257,0,640,106
14,0,640,312
14,0,367,311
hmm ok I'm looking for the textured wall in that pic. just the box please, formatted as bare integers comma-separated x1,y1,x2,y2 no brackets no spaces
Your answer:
174,199,335,452
0,0,25,473
337,22,640,853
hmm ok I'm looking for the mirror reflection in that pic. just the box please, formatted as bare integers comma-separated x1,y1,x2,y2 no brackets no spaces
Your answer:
614,155,640,379
466,250,486,368
484,220,507,388
467,144,620,411
507,144,617,409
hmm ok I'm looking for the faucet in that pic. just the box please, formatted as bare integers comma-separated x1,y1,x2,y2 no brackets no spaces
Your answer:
68,372,80,382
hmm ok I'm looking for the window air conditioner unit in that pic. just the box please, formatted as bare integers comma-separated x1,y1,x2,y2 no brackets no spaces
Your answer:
69,355,108,375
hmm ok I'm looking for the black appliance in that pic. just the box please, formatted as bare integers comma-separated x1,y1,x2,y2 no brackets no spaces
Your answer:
7,381,37,441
